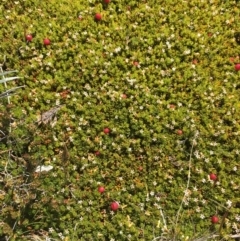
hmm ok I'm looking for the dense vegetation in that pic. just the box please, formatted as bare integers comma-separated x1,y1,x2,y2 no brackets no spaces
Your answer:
0,0,240,240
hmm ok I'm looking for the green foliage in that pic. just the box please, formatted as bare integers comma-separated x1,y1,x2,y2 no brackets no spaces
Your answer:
0,0,240,240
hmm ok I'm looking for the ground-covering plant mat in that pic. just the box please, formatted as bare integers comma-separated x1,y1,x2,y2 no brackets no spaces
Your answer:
0,0,240,240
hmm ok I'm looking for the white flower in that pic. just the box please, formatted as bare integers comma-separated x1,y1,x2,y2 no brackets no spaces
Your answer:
193,186,198,192
166,41,171,48
52,172,57,177
204,158,209,163
127,78,137,85
184,189,191,196
226,200,232,208
114,47,121,53
183,49,191,55
196,206,201,212
210,142,218,146
194,151,201,159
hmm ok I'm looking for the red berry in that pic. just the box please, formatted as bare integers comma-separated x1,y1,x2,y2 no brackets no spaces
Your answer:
98,186,105,193
43,38,51,45
209,173,217,181
138,166,143,171
95,151,100,156
169,104,176,109
95,13,102,21
211,215,219,224
235,63,240,71
177,130,183,135
103,0,110,3
110,201,119,211
122,94,127,99
133,61,139,66
103,128,110,134
26,34,33,42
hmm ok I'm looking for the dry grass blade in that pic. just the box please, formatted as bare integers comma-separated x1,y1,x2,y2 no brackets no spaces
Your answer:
192,232,218,241
25,234,57,241
37,105,62,125
0,70,18,76
0,85,25,98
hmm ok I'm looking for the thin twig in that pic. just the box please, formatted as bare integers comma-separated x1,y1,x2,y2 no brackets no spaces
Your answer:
174,133,197,238
0,149,11,154
0,85,25,98
0,66,12,107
